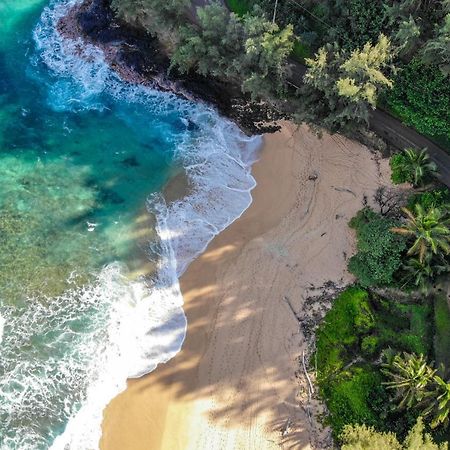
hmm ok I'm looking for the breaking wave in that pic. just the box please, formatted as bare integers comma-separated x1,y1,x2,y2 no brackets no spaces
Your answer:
0,0,261,449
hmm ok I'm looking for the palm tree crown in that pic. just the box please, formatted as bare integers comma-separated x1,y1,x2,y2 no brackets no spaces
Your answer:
382,352,436,410
391,204,450,263
421,376,450,429
400,148,438,186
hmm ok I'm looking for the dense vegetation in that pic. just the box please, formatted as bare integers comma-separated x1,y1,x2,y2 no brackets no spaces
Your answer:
347,208,406,287
112,0,450,141
315,287,434,439
341,418,447,449
382,60,450,146
316,158,450,444
348,154,449,293
225,0,450,142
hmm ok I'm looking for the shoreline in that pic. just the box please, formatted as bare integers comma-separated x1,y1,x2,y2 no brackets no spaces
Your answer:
100,122,390,449
57,0,284,135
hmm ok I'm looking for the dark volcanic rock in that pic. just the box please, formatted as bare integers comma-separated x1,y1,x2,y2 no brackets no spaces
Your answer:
58,0,284,134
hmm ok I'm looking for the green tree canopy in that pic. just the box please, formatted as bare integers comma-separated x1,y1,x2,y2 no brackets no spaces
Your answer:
297,35,394,132
348,208,407,287
171,3,294,100
341,418,448,449
421,14,450,75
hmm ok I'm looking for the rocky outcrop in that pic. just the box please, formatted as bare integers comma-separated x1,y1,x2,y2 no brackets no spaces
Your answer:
57,0,283,134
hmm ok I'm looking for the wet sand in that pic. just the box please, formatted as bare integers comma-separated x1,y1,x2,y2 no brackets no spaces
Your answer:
100,122,390,450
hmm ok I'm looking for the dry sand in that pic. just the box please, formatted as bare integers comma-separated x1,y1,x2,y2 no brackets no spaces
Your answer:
100,122,390,450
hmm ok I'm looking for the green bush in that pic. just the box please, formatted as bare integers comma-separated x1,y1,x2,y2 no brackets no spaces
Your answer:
384,59,450,144
323,365,388,438
390,153,411,184
348,208,407,287
408,188,450,211
316,288,374,380
326,0,386,50
434,294,450,373
361,335,380,357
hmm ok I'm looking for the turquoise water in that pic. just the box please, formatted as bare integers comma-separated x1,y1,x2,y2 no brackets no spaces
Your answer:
0,1,260,448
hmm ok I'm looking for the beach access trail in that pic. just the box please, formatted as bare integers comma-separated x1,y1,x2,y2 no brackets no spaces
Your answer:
100,122,391,450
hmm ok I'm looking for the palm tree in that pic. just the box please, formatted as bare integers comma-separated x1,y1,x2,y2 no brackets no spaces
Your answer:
402,254,449,293
396,148,438,186
382,352,436,410
402,255,435,293
420,376,450,429
391,204,450,263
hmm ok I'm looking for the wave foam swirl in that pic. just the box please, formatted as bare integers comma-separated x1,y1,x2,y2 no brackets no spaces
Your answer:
0,1,261,449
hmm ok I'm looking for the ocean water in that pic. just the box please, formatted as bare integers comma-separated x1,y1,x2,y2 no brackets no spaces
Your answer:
0,1,261,448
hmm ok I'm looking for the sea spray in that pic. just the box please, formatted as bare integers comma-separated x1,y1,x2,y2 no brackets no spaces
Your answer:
0,0,261,448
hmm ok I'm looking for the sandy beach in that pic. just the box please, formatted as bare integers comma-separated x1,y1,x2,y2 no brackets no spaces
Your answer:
100,122,390,450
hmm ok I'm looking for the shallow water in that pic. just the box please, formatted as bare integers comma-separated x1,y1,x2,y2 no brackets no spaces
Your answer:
0,1,261,448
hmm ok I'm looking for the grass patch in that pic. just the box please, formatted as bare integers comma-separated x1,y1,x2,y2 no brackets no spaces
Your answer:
434,294,450,374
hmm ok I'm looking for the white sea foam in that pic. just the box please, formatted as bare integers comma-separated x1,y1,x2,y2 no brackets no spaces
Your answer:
0,0,262,448
0,314,4,345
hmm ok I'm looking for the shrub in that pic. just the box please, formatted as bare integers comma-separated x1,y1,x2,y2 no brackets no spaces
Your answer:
326,0,386,51
316,288,374,380
361,335,380,357
408,188,450,211
384,59,450,144
341,418,447,450
323,365,388,438
348,208,407,287
434,294,450,373
390,153,411,184
389,148,437,187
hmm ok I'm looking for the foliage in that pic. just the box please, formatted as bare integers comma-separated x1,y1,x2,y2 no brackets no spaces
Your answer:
316,288,374,380
240,11,295,99
322,365,387,437
382,352,436,409
383,351,450,430
341,418,448,449
402,252,449,293
391,205,450,263
434,294,450,373
394,15,421,59
421,14,450,76
408,188,450,211
348,208,407,287
297,35,394,132
390,148,438,187
325,0,386,50
111,0,189,48
421,375,450,429
383,59,450,142
170,3,294,100
316,287,436,439
170,4,246,81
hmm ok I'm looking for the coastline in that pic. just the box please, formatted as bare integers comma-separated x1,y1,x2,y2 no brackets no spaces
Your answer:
100,122,391,449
